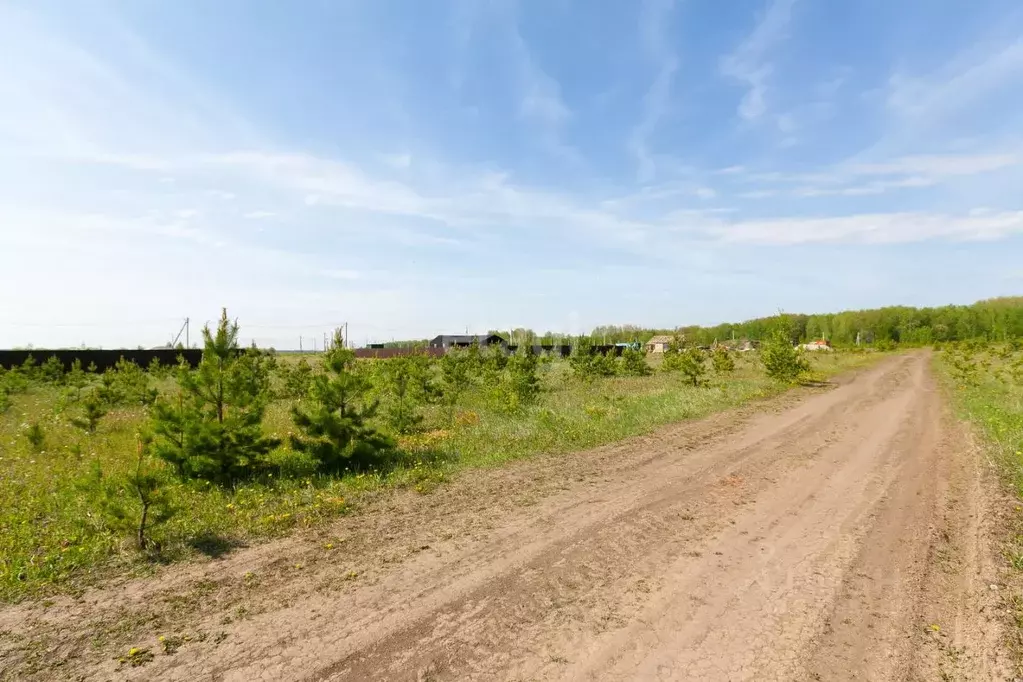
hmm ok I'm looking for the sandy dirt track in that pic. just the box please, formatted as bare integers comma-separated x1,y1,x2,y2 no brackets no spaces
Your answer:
0,352,1012,681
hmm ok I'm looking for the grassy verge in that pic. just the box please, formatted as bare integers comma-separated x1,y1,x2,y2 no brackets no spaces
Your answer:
0,351,878,602
934,344,1023,667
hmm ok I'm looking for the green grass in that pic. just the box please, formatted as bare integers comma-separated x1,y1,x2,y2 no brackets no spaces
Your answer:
0,350,876,602
936,344,1023,494
935,343,1023,668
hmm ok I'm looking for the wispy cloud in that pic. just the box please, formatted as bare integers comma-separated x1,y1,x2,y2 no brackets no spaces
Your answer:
734,151,1022,198
849,153,1020,177
887,37,1023,124
704,210,1023,245
629,0,679,182
720,0,799,121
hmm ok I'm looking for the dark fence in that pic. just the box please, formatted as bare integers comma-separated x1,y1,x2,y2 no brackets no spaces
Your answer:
353,347,446,359
0,349,204,372
506,345,573,357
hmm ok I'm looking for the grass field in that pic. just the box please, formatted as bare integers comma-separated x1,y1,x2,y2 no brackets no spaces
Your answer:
935,342,1023,663
0,350,878,602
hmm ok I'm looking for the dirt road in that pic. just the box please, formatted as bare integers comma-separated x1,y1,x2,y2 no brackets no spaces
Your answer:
0,352,1011,680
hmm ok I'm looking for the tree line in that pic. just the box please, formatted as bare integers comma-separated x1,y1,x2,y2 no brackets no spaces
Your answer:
378,298,1023,350
587,297,1023,347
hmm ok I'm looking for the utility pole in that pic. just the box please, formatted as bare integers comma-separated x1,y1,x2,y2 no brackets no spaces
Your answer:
299,336,303,352
186,318,190,348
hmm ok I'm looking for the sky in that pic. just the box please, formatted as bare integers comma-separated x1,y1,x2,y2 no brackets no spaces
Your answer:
2,0,1023,349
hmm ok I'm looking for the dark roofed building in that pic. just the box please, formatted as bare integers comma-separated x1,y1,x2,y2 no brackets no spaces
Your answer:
428,334,506,350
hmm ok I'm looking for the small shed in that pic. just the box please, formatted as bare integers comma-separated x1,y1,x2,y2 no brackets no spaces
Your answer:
645,335,675,354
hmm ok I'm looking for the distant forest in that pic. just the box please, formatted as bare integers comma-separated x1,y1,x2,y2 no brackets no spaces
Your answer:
465,297,1023,348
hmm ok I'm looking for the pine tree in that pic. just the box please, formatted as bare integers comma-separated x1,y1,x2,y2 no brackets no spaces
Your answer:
66,359,89,400
71,390,108,433
280,357,314,399
78,434,175,551
506,345,542,406
291,329,393,473
761,331,811,384
381,356,425,434
439,348,472,424
149,309,277,487
569,336,596,379
39,356,65,384
661,333,688,373
619,346,652,376
711,347,735,374
677,348,708,386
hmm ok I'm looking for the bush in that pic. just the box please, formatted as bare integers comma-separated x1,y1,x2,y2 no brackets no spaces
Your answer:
873,338,897,352
761,332,810,383
25,422,45,451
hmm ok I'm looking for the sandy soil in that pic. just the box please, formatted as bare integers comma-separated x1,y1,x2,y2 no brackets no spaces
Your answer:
0,352,1011,681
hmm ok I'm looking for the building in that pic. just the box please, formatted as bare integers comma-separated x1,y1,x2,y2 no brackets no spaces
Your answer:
801,339,832,351
644,335,675,353
428,334,506,350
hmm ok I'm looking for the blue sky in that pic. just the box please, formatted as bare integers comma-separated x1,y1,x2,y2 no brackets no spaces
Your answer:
2,0,1022,348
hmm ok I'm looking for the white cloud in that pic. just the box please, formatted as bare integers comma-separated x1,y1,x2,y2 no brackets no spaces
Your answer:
704,210,1023,245
721,0,799,121
242,210,277,219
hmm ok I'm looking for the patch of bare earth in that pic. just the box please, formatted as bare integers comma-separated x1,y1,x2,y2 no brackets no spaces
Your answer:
0,352,1010,681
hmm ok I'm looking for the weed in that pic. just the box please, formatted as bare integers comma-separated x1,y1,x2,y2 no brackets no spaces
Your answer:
24,421,45,451
119,646,154,667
